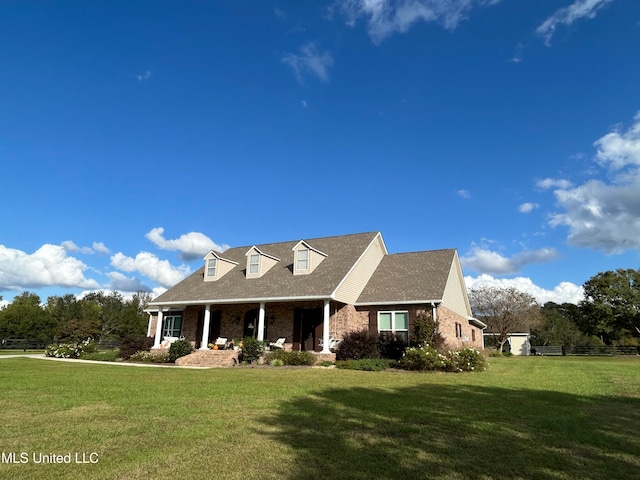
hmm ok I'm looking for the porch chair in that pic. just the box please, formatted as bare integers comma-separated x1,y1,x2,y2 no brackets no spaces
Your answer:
214,337,229,350
319,337,341,351
269,337,286,350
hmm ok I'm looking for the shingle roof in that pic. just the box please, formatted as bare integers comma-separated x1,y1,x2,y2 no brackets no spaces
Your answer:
150,232,380,305
355,249,456,304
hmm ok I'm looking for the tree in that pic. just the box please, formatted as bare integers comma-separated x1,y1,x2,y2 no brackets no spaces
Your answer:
0,292,56,340
531,302,583,347
579,269,640,344
469,286,542,352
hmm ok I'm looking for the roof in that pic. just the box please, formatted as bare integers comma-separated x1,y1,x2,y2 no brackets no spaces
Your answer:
151,232,380,305
355,249,456,305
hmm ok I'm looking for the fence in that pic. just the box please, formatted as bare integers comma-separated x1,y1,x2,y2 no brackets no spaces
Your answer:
0,338,50,350
531,345,640,356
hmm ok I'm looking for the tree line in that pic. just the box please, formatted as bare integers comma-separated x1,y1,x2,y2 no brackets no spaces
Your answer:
0,291,150,344
470,268,640,350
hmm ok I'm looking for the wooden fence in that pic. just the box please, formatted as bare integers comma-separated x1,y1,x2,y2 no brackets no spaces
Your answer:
531,345,639,356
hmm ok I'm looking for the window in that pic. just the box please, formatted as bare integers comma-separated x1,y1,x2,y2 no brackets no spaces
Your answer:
207,258,217,278
249,254,260,274
471,329,476,342
378,311,409,343
455,322,462,338
296,248,309,271
163,315,182,338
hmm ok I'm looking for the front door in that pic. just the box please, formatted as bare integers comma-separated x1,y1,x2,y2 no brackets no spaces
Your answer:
293,307,323,351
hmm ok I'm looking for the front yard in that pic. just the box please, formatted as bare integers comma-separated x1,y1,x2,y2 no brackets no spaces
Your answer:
0,356,638,479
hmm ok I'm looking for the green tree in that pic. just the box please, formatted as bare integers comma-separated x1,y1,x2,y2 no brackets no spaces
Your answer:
579,269,640,344
531,302,583,347
0,292,55,340
469,286,542,352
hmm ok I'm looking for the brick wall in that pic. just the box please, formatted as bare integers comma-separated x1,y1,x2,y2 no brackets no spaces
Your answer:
437,305,483,350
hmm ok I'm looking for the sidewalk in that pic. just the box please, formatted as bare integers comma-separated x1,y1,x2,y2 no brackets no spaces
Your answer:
0,353,210,369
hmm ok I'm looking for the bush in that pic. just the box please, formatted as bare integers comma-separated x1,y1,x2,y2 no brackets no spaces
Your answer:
412,312,446,352
240,337,265,364
45,338,98,359
335,330,380,361
80,350,120,362
397,344,448,371
448,347,486,372
168,339,194,363
264,350,317,366
335,359,394,371
378,332,407,360
130,350,170,363
119,335,154,360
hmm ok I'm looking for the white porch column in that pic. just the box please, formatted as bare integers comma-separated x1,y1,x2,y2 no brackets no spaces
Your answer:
257,302,266,341
321,299,331,353
200,304,211,350
153,306,164,348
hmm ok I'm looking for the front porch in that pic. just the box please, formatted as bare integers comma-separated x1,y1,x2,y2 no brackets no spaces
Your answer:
149,300,368,356
173,349,336,368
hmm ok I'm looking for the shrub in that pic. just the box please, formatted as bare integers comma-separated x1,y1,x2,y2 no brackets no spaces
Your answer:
335,330,380,361
397,344,448,371
269,358,284,367
448,347,486,372
168,339,194,363
119,335,154,360
240,337,265,364
264,350,317,366
335,359,394,371
412,312,446,352
45,338,98,359
378,332,407,360
130,350,170,363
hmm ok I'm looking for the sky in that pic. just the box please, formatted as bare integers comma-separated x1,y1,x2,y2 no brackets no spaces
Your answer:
1,0,639,308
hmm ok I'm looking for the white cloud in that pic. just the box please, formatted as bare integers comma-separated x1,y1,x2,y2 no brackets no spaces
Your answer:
546,112,640,253
92,242,110,254
110,251,191,288
519,202,539,213
136,70,151,82
275,8,286,20
107,271,152,293
536,178,573,190
332,0,501,43
457,189,471,199
461,247,560,275
61,240,93,254
282,43,334,83
465,274,584,305
0,244,100,291
145,227,229,261
536,0,613,46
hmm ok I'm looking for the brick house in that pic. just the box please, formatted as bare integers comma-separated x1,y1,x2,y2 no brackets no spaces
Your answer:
147,232,485,364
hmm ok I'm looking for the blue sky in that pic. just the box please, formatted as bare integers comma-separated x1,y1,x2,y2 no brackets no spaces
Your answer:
1,0,639,307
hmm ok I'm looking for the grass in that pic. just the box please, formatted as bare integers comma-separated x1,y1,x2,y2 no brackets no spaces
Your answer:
0,356,638,480
0,350,44,355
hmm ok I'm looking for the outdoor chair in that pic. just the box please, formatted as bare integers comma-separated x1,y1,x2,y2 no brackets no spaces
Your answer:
318,337,341,351
214,337,229,350
269,337,286,350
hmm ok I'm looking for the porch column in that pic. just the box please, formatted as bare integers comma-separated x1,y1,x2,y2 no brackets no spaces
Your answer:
321,299,331,353
257,302,266,341
200,304,211,350
153,306,164,348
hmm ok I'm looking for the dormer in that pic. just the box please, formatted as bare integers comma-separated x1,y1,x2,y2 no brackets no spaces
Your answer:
245,246,280,279
203,251,238,282
292,240,327,275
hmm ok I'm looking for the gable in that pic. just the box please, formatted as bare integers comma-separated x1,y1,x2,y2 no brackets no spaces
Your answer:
440,250,473,318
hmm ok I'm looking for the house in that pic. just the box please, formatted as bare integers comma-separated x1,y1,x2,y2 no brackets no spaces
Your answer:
146,232,485,364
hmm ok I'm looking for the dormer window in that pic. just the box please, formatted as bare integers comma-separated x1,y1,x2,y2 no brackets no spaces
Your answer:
207,258,217,277
296,248,309,272
292,240,327,275
249,254,260,274
245,246,280,278
203,251,238,282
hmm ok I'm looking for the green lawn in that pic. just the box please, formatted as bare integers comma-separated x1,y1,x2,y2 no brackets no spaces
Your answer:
0,357,638,480
0,350,44,356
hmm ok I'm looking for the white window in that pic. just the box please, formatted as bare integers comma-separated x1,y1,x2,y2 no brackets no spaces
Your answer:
163,315,182,338
378,311,409,343
207,258,217,278
249,254,260,274
296,248,309,271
